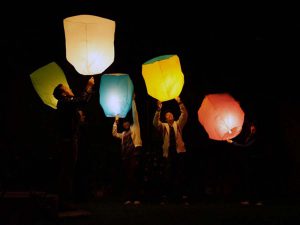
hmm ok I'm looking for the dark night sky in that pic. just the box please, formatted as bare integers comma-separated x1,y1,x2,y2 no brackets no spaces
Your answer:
1,1,300,198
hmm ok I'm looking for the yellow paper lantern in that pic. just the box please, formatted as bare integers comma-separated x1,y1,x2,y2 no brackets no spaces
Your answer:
63,14,115,75
30,62,69,109
142,54,184,102
198,93,245,141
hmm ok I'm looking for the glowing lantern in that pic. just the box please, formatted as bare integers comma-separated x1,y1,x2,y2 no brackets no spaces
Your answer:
198,93,245,141
99,73,134,118
63,14,115,75
142,54,184,102
30,62,69,109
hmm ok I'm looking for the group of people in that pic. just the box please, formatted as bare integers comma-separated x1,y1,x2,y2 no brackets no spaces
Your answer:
53,77,190,209
52,77,263,212
111,94,189,205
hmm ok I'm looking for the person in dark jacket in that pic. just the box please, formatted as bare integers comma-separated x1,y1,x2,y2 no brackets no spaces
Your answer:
53,76,94,210
227,117,264,206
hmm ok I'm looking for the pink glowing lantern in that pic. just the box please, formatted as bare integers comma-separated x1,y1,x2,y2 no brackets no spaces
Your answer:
198,93,245,141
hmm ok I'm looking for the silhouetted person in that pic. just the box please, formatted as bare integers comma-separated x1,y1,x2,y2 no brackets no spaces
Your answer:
112,94,143,205
153,96,189,205
53,76,94,211
72,109,93,202
227,117,264,206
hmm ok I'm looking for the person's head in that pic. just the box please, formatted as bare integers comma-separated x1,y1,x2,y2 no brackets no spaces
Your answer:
164,110,174,125
122,119,131,131
53,84,74,100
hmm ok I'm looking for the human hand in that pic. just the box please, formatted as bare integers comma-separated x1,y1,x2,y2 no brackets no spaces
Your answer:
226,139,233,144
175,96,181,103
86,76,95,93
115,115,119,124
88,76,95,86
157,100,162,110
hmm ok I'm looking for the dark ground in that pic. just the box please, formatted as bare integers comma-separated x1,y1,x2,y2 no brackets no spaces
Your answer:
1,193,300,225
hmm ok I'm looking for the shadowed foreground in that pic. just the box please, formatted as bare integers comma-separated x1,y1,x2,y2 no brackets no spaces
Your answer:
1,193,299,225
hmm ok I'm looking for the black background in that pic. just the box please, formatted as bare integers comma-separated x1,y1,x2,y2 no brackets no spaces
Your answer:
1,1,300,201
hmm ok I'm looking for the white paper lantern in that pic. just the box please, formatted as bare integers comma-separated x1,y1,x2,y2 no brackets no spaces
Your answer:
64,14,115,75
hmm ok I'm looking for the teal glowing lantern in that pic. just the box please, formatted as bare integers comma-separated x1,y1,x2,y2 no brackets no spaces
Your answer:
30,62,69,109
99,73,134,118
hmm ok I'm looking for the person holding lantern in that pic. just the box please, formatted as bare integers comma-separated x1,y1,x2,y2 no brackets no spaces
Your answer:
112,93,143,205
226,117,265,206
53,76,95,211
153,96,189,205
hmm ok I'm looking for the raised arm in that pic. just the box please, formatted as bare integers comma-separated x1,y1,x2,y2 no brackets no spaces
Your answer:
227,138,256,147
227,122,257,147
112,116,122,139
60,77,95,107
131,94,143,146
175,96,188,129
85,76,95,93
132,95,140,127
153,100,163,131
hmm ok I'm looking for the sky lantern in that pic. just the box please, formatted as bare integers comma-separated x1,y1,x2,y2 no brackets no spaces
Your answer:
30,62,69,109
99,73,134,118
198,93,245,141
142,54,184,102
63,14,115,75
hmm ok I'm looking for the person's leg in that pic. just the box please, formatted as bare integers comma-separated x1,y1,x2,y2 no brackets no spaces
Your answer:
177,153,189,204
58,139,77,210
122,159,133,204
251,157,264,205
239,157,251,205
131,154,142,204
160,157,171,204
